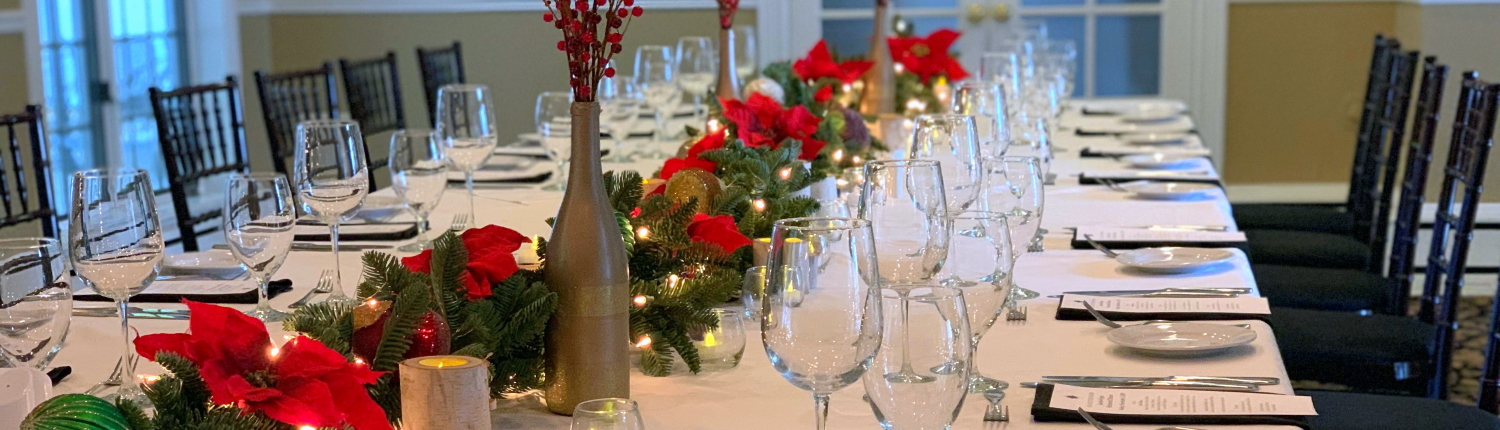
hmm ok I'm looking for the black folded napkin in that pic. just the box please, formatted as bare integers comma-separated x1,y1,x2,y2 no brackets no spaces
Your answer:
1031,384,1311,429
76,279,293,304
448,171,553,184
1053,297,1271,322
295,222,419,242
1070,233,1248,253
1077,175,1222,187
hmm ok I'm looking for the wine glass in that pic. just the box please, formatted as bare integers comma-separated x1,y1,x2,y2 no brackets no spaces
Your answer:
1009,112,1053,179
676,36,717,123
571,398,644,430
986,156,1044,301
600,72,643,163
860,160,949,286
0,238,70,369
763,217,882,430
1045,40,1078,100
864,286,971,430
69,168,163,405
293,119,369,306
951,80,1011,159
536,91,574,191
937,210,1015,392
735,24,758,82
636,45,680,150
390,129,448,252
436,83,499,222
980,51,1024,117
908,114,984,212
223,173,297,322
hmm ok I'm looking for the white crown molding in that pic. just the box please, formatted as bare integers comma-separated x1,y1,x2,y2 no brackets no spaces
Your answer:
0,9,22,34
1228,0,1500,4
238,0,753,15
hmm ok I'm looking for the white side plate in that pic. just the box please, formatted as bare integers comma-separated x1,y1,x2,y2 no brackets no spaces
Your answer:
1119,181,1218,200
1123,154,1202,170
1106,322,1257,356
1123,132,1192,145
161,249,246,278
1115,247,1236,274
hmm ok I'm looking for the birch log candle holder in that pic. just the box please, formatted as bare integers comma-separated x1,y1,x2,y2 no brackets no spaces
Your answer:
400,356,490,430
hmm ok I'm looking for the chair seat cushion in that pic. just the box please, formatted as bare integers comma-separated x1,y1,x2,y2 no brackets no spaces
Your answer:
1252,264,1392,313
1231,203,1354,235
1270,307,1437,395
1246,229,1371,270
1303,390,1500,430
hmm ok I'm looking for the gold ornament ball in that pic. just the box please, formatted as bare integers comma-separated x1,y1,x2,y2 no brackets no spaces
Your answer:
665,168,723,214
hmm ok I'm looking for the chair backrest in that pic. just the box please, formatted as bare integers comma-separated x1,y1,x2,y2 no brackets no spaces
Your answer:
0,106,57,238
1350,47,1419,256
150,76,251,252
339,51,404,191
1418,72,1498,400
416,41,466,128
254,63,340,176
1383,57,1448,315
1346,35,1398,209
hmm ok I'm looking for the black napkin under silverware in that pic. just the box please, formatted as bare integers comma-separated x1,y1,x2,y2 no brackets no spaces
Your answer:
294,222,419,242
1069,232,1248,253
1030,384,1311,429
1053,297,1271,322
76,279,293,304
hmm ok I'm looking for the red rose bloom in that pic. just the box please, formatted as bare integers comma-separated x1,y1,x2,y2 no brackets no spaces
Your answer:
888,29,970,83
686,213,753,253
793,40,873,84
135,301,391,430
401,225,529,301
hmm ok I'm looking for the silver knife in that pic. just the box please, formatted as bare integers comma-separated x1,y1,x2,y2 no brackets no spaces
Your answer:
73,309,189,320
1141,225,1232,232
1057,288,1250,296
1043,376,1281,386
1022,380,1259,392
74,306,190,315
213,243,394,252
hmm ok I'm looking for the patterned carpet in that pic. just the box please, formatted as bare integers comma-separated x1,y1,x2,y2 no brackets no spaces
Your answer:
1290,297,1493,405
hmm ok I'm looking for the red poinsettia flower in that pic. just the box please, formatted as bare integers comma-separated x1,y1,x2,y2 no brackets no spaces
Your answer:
402,225,529,300
135,301,391,430
720,93,828,161
793,40,873,84
687,213,753,253
814,85,834,103
888,29,969,83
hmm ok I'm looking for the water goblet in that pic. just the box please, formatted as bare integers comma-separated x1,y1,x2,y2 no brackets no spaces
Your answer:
223,173,297,322
865,286,971,430
536,91,574,191
635,45,680,150
0,238,70,370
293,120,369,306
908,114,984,213
436,84,499,222
390,129,448,252
936,210,1015,392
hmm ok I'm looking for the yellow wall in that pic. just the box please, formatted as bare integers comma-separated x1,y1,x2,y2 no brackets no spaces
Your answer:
1412,4,1500,199
239,15,275,173
0,34,28,113
0,0,18,10
1223,2,1409,184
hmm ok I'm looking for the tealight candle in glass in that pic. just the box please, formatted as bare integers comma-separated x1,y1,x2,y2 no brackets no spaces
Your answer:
694,308,746,371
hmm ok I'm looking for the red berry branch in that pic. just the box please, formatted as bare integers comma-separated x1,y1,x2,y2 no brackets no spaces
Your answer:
717,0,739,29
543,0,643,101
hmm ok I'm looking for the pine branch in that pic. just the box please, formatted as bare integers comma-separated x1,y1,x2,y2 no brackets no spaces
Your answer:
282,301,355,355
372,291,428,372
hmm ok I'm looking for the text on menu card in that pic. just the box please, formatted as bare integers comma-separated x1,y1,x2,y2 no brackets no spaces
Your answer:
1048,385,1318,416
1060,295,1271,315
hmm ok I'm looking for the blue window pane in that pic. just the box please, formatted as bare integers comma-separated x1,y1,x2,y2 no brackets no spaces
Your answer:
1031,15,1084,97
1094,15,1160,96
822,18,874,58
1022,0,1085,6
1097,0,1160,4
824,0,957,8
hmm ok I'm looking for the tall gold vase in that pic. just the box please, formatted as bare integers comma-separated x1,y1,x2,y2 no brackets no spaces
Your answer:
859,0,895,115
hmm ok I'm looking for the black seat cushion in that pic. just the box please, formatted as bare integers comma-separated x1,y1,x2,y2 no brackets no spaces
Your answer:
1252,264,1393,314
1303,390,1500,430
1271,307,1438,396
1246,229,1372,270
1232,203,1354,235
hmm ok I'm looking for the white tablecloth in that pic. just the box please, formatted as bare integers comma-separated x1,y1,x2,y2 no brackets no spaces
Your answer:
47,100,1304,430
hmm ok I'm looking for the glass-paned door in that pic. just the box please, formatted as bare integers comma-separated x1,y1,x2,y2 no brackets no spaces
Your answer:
37,0,188,207
820,0,962,58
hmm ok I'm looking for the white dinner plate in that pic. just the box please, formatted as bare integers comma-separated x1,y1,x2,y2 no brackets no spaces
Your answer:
1119,181,1218,200
161,249,245,279
1114,247,1236,274
1123,132,1192,145
1123,154,1202,170
1106,322,1257,356
1087,100,1187,116
1119,107,1183,123
355,195,406,222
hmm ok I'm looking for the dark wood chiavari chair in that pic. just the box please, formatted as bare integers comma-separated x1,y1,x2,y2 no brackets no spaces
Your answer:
339,51,406,191
150,77,251,252
1300,73,1500,430
1232,35,1398,235
1271,71,1498,399
254,63,340,177
416,41,466,128
1244,45,1421,272
0,105,57,238
1253,56,1445,315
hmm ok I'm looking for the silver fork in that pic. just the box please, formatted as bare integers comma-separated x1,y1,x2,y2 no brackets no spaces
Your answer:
1082,234,1120,258
1005,304,1028,322
290,270,336,308
451,213,470,232
1100,179,1128,192
983,390,1008,422
84,353,141,396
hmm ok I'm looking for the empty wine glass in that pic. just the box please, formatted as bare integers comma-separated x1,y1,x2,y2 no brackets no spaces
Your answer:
1008,112,1053,179
293,120,369,306
600,73,643,163
536,91,574,191
1045,40,1078,99
860,160,949,285
735,24,758,82
986,156,1043,301
864,286,971,430
937,210,1015,392
763,217,882,430
436,83,499,222
69,168,163,406
951,80,1011,159
980,51,1023,115
0,238,70,370
676,36,717,123
636,45,680,150
571,398,645,430
908,114,984,212
223,173,297,322
390,129,448,252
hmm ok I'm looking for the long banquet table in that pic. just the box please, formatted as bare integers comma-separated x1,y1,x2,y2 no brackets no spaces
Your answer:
47,99,1302,429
